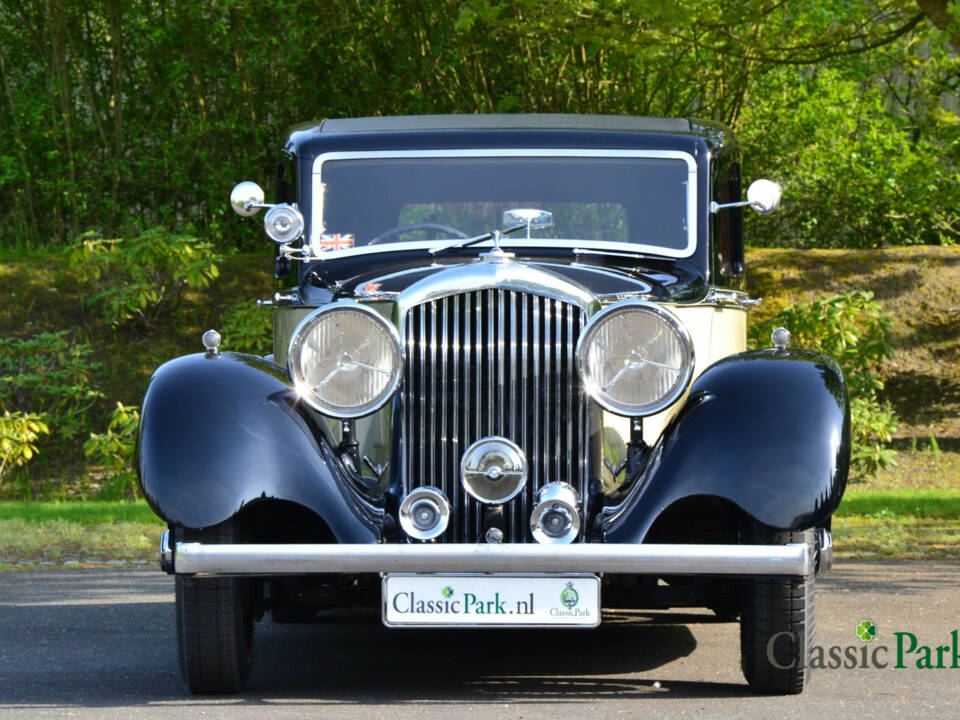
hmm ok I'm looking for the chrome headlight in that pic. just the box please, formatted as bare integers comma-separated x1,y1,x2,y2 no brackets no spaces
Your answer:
576,300,694,416
288,303,403,417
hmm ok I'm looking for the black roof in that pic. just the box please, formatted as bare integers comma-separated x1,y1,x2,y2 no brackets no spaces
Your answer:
283,114,738,159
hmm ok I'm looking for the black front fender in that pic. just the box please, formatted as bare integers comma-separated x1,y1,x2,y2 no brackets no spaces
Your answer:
605,349,850,543
137,351,379,542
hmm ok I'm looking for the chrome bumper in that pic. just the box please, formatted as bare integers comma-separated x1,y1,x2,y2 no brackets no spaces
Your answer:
172,541,811,576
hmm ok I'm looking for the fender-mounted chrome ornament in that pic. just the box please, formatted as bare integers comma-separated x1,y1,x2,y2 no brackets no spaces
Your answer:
202,329,222,357
772,326,791,352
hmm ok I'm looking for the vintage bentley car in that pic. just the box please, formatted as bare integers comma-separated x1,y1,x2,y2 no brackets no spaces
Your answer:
138,115,848,696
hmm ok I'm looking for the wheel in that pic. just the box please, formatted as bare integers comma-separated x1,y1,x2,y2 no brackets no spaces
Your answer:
740,525,815,695
368,222,468,244
175,520,255,694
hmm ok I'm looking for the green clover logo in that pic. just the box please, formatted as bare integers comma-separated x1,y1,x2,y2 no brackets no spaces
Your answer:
441,586,454,599
856,620,878,641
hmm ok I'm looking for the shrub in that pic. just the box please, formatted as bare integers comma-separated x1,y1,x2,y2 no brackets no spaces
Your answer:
220,300,273,355
83,402,140,499
0,331,104,441
749,290,897,479
68,227,219,327
0,411,50,481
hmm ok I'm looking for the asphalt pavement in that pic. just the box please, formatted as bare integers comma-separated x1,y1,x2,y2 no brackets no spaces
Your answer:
0,561,957,719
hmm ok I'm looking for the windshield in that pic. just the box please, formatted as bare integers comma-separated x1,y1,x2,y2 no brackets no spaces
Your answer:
312,152,695,256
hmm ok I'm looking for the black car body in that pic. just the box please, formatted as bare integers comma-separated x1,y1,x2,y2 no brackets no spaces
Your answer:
138,115,849,695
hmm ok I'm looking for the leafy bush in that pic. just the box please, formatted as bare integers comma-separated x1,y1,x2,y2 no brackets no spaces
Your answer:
0,331,104,441
749,290,897,479
83,403,141,500
220,301,273,355
68,228,219,326
0,411,50,480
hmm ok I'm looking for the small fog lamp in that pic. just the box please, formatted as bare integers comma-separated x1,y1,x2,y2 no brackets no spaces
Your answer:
399,487,450,541
263,204,304,244
530,482,581,544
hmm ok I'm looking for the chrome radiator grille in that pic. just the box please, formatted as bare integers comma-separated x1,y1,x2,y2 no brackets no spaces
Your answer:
401,289,589,543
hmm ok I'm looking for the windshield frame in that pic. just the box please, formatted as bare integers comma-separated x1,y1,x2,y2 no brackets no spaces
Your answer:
309,148,698,260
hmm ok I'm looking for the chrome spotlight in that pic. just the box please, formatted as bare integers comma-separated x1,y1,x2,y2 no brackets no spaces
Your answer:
530,482,581,544
399,487,450,541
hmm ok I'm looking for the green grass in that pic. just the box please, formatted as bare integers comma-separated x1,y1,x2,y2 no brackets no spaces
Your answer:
0,519,161,568
0,501,164,568
833,516,960,559
832,489,960,559
836,489,960,519
0,500,163,525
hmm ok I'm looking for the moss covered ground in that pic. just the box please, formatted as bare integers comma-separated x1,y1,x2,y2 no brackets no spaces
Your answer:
1,245,957,500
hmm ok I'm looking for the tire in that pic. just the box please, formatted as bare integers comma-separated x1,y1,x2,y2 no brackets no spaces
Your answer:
175,520,255,694
740,525,815,695
270,606,318,624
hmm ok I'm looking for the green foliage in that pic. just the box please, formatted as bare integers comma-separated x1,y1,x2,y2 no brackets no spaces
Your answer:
220,301,273,355
0,1,956,250
83,402,141,500
0,331,104,441
0,411,50,480
750,290,898,478
68,228,219,326
740,55,960,248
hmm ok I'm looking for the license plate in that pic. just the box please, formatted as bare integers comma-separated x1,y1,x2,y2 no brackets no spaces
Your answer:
382,574,600,627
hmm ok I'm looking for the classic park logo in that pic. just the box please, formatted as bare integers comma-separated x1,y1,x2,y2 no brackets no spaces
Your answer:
560,582,580,609
767,621,960,670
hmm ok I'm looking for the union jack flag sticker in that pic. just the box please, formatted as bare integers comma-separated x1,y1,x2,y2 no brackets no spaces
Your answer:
316,233,355,252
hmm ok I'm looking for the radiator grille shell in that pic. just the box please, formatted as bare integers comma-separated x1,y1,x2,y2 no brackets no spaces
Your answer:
401,289,589,542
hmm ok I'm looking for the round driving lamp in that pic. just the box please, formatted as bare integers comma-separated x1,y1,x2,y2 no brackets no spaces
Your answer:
287,303,403,417
530,482,581,544
263,204,304,244
460,437,528,504
399,487,450,541
576,300,694,417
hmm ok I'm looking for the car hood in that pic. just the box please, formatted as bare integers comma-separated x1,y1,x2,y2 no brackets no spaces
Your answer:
301,251,708,306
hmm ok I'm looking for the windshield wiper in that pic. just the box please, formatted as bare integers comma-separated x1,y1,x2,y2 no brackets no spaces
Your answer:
429,223,526,257
572,247,648,261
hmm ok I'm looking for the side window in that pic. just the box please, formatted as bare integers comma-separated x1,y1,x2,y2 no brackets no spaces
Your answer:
716,161,743,277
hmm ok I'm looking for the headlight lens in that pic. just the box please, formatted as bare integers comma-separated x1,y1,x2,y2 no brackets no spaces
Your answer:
263,204,304,244
576,300,694,416
288,304,402,417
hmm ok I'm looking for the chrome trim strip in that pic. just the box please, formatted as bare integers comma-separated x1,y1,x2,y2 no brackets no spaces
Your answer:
419,305,426,485
473,292,481,538
532,296,541,495
310,149,698,260
175,542,811,576
440,296,448,497
566,305,574,492
543,298,552,487
521,293,530,535
454,294,464,540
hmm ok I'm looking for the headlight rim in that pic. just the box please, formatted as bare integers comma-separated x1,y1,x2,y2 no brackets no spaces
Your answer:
287,302,404,418
575,299,694,417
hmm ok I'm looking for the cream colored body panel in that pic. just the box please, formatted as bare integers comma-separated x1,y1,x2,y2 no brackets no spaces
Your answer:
599,302,747,492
